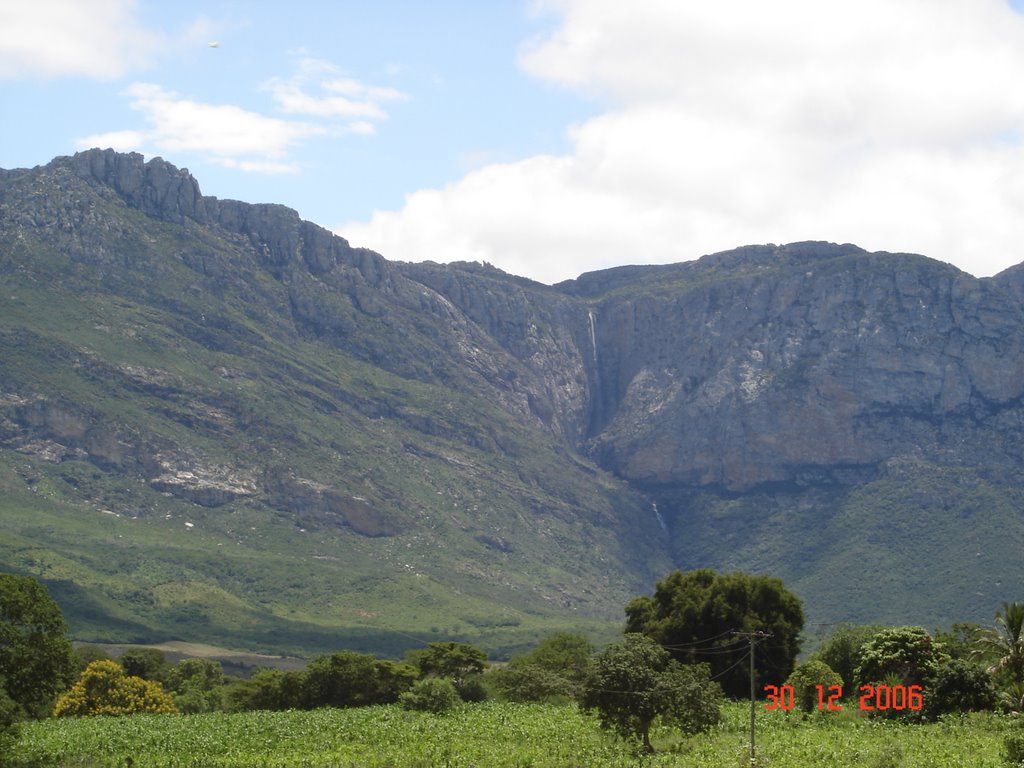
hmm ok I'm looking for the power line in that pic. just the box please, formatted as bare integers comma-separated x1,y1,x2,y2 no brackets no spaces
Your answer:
707,653,753,684
659,628,741,648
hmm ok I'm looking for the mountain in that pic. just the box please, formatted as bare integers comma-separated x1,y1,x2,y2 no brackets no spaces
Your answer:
1,149,1022,656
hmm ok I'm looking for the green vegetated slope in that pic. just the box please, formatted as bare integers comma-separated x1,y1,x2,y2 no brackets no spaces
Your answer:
659,459,1024,630
0,154,667,656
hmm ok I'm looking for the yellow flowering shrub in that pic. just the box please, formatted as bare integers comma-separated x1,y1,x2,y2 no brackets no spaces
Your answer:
54,659,178,717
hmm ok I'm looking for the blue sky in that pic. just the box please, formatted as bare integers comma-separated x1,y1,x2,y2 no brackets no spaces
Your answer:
4,1,1024,284
1,2,593,227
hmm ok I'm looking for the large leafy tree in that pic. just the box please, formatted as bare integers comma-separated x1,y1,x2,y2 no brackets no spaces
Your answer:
411,642,488,681
303,651,416,709
0,574,75,718
408,641,488,700
167,658,226,713
53,660,177,717
855,626,947,720
855,626,946,688
625,569,803,697
490,632,593,702
118,648,171,683
927,659,996,717
972,601,1024,686
581,634,721,753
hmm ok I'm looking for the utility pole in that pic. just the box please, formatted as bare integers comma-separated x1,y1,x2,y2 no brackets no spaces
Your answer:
733,630,772,766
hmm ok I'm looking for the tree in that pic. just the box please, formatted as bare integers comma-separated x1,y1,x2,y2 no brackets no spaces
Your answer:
53,660,178,716
489,664,574,703
926,659,996,718
167,658,225,714
73,645,113,673
998,681,1024,715
934,622,983,663
399,677,460,713
0,574,75,718
0,680,21,759
625,569,803,698
118,648,171,684
223,668,304,713
412,642,488,681
855,626,947,719
303,651,416,709
580,634,722,754
517,632,593,685
972,601,1024,686
410,642,488,701
813,624,885,690
489,632,594,703
784,659,843,714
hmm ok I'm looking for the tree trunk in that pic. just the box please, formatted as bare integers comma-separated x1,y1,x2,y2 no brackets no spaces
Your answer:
641,721,655,753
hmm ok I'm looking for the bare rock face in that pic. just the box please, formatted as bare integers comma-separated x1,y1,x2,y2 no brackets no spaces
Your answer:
563,244,1024,491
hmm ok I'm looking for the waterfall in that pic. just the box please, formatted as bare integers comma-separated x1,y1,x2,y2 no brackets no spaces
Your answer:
652,502,668,534
587,310,598,366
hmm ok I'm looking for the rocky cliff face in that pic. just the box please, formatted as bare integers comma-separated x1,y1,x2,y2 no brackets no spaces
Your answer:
561,244,1024,492
2,148,1022,644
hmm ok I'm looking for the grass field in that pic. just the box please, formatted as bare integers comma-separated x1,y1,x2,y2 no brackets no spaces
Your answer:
8,701,1016,768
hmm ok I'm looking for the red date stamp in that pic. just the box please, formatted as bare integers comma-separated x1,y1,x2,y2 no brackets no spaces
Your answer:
763,684,923,712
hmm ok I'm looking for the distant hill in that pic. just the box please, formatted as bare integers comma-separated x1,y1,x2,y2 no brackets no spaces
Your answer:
1,149,1021,656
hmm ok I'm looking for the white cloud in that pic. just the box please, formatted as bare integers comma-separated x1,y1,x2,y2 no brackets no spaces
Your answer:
342,0,1024,284
0,0,158,79
71,55,403,176
265,57,407,132
75,83,324,173
213,158,301,174
74,130,149,153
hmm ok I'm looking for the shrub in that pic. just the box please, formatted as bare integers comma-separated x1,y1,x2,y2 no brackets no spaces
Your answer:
489,663,574,703
455,673,488,703
785,659,843,713
0,682,21,763
814,624,885,689
1003,720,1024,767
399,678,460,713
927,659,996,718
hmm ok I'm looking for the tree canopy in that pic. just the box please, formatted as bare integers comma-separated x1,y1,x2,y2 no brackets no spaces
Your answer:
303,651,417,709
785,659,843,713
972,601,1024,686
53,660,178,717
410,642,488,681
489,632,593,702
855,626,946,691
407,642,488,701
118,648,171,683
813,624,885,690
625,569,803,698
580,633,722,753
0,574,75,718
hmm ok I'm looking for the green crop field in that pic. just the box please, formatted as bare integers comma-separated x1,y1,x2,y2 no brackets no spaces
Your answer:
7,701,1017,768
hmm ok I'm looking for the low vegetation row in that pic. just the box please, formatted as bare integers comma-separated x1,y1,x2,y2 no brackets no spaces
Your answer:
2,569,1024,765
